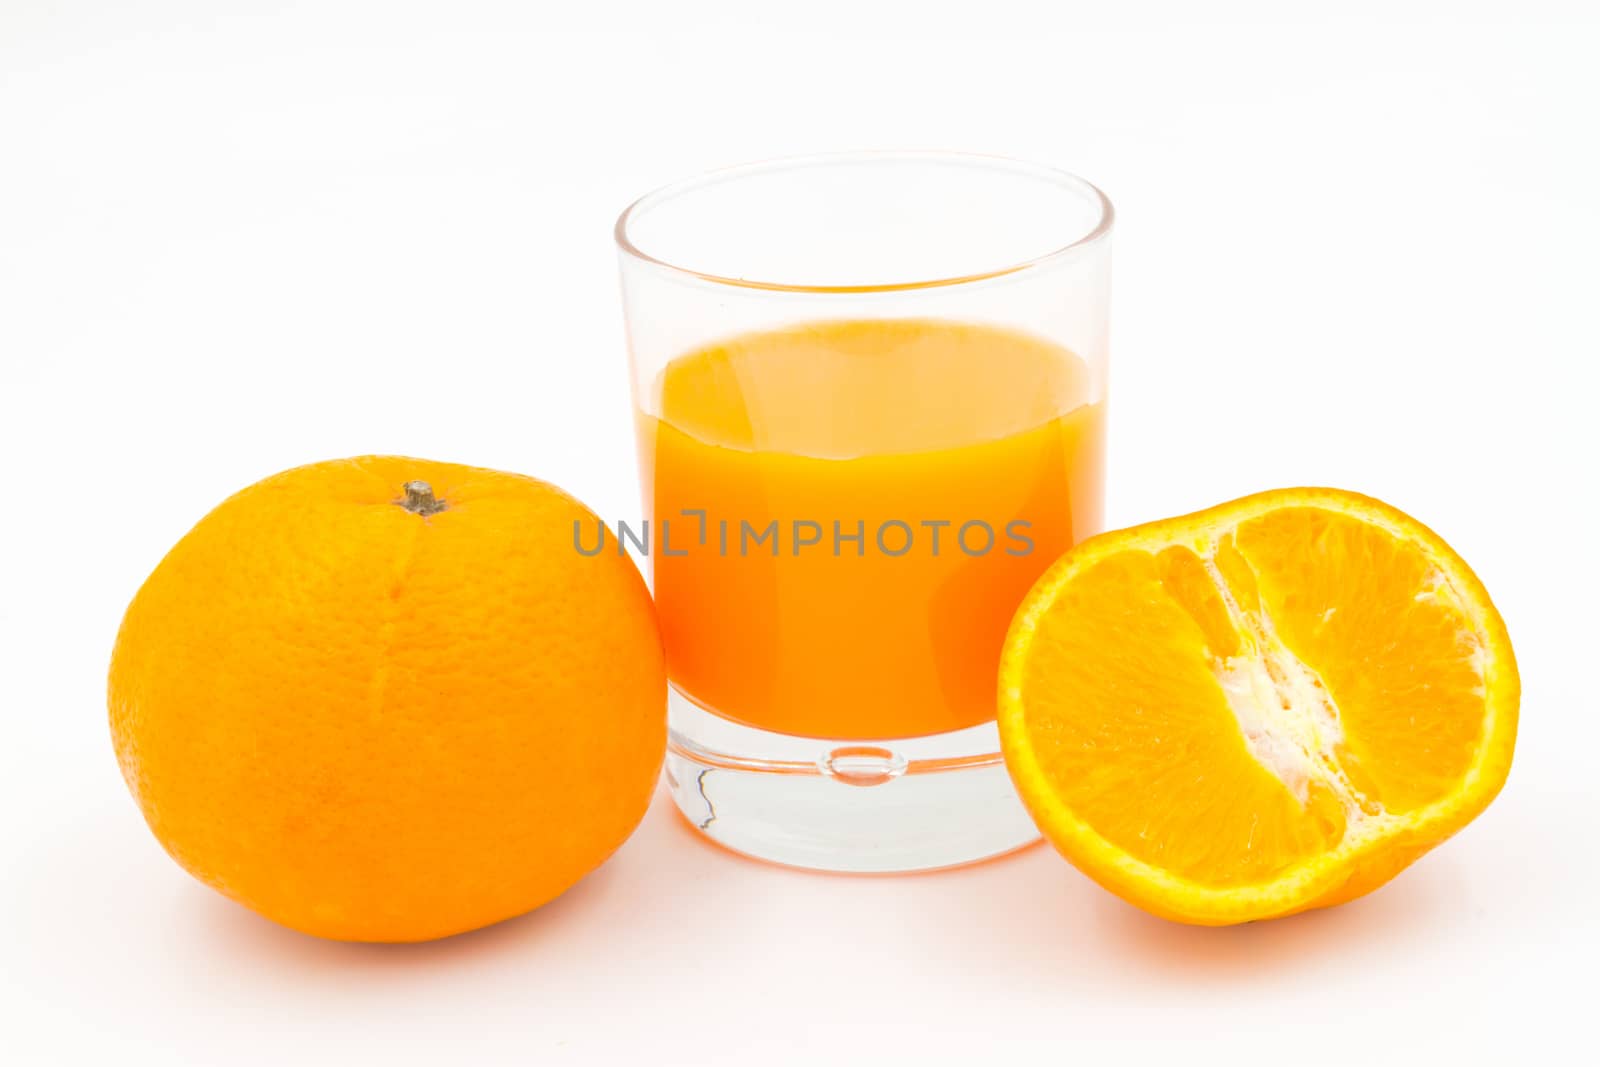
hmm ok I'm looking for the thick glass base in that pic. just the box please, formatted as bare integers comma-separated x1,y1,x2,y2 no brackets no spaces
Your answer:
664,687,1042,873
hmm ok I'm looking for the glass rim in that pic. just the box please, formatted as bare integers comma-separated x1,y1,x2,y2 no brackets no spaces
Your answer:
613,150,1115,295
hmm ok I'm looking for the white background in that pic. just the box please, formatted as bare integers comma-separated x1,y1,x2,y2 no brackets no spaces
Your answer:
4,1,1598,1062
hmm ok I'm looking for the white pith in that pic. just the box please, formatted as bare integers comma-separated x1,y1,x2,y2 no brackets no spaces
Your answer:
1201,550,1383,841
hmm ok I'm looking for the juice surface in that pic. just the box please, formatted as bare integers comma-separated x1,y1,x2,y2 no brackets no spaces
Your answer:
637,318,1105,740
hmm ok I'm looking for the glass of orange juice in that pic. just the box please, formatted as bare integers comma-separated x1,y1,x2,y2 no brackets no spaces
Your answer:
616,153,1112,871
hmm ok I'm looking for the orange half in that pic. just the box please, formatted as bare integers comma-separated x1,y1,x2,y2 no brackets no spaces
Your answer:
998,488,1519,924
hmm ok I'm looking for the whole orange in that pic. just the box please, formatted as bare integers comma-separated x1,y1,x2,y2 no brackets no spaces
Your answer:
109,456,666,942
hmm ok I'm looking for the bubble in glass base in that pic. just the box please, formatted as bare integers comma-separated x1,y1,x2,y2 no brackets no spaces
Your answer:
663,687,1042,873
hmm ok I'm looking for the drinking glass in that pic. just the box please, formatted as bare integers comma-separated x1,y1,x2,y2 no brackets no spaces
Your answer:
616,152,1113,871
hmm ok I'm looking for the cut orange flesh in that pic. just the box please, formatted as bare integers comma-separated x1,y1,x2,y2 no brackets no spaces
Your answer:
998,488,1519,925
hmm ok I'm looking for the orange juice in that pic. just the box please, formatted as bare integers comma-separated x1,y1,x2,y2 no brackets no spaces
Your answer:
636,318,1105,740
